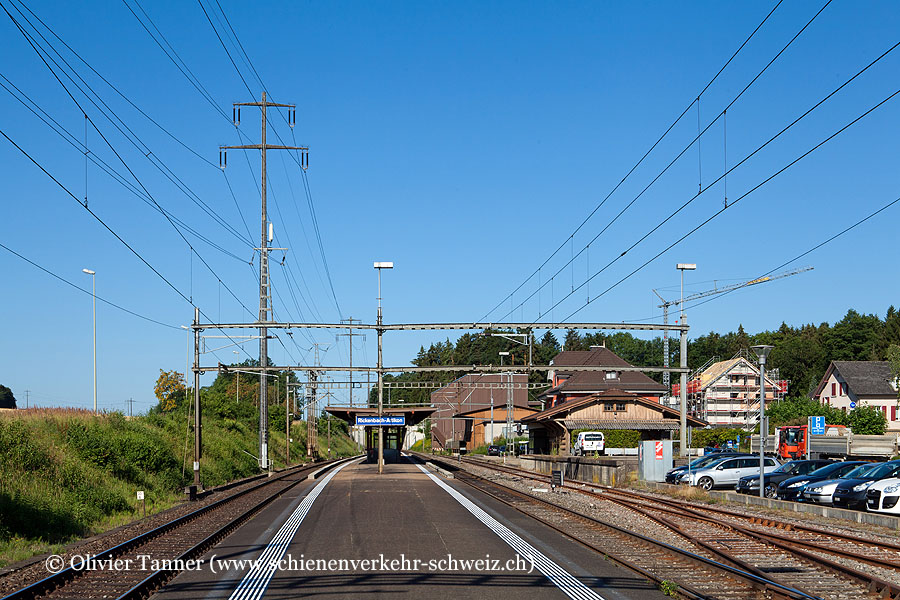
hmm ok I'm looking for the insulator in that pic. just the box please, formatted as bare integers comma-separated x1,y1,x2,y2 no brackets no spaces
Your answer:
219,150,222,168
237,107,241,125
224,150,227,168
232,107,235,124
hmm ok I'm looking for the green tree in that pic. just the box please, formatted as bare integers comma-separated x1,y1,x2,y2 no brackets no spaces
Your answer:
848,405,887,435
0,384,16,409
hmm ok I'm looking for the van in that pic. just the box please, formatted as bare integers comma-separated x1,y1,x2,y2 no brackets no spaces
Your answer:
573,431,605,456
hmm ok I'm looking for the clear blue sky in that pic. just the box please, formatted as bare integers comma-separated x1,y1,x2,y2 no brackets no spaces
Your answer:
1,1,898,412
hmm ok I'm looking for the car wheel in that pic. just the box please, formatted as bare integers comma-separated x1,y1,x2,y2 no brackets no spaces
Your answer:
697,477,713,491
764,483,777,498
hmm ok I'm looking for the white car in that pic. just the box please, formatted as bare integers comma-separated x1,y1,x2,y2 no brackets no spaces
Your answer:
683,456,780,490
866,477,900,513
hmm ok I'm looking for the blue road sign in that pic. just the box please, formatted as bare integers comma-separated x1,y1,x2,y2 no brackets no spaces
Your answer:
849,401,857,409
808,415,826,435
355,415,405,426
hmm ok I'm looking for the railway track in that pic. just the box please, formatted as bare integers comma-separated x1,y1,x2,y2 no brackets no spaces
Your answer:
415,454,818,600
424,454,900,599
460,455,900,588
0,458,353,600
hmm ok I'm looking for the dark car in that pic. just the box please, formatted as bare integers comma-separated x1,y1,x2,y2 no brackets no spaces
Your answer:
487,445,501,456
776,461,868,502
832,460,900,510
665,452,753,484
736,459,833,497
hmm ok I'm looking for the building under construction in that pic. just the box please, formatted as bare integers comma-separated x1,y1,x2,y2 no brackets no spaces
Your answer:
672,349,788,428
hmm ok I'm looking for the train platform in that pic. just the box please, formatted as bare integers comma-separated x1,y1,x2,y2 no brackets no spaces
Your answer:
152,457,666,599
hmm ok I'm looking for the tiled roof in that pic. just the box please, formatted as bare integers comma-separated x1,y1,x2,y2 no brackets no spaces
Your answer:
545,347,667,395
827,361,896,397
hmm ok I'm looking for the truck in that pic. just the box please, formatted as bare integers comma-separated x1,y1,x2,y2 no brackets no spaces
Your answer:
750,425,900,460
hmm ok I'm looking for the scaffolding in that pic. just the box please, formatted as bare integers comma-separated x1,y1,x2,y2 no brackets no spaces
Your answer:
672,349,788,428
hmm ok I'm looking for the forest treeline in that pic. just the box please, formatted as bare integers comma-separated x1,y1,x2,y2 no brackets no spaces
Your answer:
375,306,900,405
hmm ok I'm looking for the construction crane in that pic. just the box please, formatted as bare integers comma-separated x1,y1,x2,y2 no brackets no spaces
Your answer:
653,266,814,391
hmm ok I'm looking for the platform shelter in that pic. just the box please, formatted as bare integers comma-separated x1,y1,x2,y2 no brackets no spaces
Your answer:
325,406,435,463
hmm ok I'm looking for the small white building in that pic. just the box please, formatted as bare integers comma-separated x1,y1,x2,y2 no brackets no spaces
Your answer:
812,361,900,430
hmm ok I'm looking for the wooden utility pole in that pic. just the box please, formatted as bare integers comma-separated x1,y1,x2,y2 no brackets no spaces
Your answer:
221,93,307,471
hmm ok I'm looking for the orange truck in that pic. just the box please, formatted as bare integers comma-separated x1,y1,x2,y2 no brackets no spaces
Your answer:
753,424,899,460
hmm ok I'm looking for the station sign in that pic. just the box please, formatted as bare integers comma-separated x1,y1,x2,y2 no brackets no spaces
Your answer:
355,415,405,426
808,415,826,435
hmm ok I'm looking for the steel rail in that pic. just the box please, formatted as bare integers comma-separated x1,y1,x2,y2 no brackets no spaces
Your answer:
414,453,819,600
0,459,348,600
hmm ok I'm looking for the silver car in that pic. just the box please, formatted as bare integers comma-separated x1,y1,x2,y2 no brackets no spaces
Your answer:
802,463,881,505
684,456,781,490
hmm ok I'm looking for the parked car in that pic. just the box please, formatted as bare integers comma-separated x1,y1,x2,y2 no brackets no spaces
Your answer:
801,462,881,505
573,431,605,456
776,461,868,502
683,456,781,490
665,452,753,484
866,476,900,513
487,445,501,456
736,459,833,497
832,460,900,510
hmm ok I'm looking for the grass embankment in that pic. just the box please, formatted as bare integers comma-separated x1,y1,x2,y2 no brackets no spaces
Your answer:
0,407,355,568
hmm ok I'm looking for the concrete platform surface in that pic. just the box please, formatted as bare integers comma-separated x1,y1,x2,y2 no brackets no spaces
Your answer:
153,457,666,600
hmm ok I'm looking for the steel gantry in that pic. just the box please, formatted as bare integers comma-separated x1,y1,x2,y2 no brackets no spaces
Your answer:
189,319,693,485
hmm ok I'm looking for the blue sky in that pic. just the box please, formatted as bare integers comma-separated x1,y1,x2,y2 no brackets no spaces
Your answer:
1,1,898,412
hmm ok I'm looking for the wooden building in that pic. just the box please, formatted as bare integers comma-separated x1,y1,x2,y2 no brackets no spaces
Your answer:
522,389,707,454
452,404,540,449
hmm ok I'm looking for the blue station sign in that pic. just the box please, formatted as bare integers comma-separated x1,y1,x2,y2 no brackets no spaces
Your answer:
355,415,406,426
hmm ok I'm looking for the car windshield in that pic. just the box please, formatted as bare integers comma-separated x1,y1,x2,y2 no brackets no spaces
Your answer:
868,462,900,479
584,434,603,441
808,462,853,477
783,429,801,444
692,454,738,468
842,463,880,479
773,461,803,475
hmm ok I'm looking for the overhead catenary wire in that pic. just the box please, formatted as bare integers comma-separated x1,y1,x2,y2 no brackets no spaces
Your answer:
555,84,900,323
5,0,254,250
478,0,786,322
501,26,897,323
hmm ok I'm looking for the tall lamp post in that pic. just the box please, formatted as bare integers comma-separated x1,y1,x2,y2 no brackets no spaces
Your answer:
751,344,774,498
82,269,97,413
497,352,510,446
374,261,393,474
676,263,696,456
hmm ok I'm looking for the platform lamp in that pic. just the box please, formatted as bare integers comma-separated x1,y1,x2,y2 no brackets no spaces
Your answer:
751,344,774,498
374,261,393,474
497,352,510,447
676,263,695,457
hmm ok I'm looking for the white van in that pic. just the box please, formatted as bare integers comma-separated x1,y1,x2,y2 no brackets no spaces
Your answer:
573,431,605,456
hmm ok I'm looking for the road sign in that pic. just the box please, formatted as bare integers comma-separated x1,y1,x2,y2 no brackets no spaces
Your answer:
355,415,405,426
136,491,144,500
655,440,664,460
808,415,826,435
849,402,857,409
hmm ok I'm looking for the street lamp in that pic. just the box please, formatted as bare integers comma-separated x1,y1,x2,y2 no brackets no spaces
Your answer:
82,269,97,413
496,352,510,446
751,344,774,499
374,261,393,474
675,263,695,457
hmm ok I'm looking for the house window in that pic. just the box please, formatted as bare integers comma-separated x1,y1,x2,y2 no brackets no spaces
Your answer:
605,371,619,380
892,406,897,421
831,383,836,396
615,403,626,411
604,403,614,411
